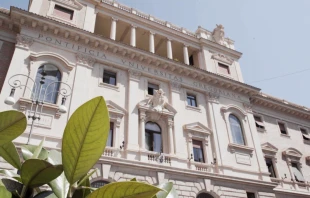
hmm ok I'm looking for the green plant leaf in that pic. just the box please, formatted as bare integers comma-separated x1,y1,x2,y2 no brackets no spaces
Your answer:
87,181,162,198
62,96,110,184
130,178,137,181
1,178,33,198
33,191,58,198
0,186,12,198
0,142,21,170
0,111,27,146
20,145,49,160
21,159,63,188
0,170,21,182
32,138,45,159
46,150,69,198
154,182,179,198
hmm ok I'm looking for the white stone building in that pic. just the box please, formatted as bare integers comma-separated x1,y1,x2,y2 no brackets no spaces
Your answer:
0,0,309,197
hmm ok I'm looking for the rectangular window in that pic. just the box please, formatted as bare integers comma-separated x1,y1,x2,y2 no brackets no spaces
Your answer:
218,63,230,75
103,70,117,86
147,83,159,95
192,140,204,163
187,94,197,107
278,122,287,135
254,115,265,130
291,162,305,182
265,158,276,178
53,5,74,20
106,122,114,147
300,128,310,141
246,192,256,198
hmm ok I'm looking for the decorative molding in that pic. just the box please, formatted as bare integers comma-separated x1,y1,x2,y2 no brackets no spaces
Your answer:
106,100,126,127
76,53,96,68
16,34,34,49
128,69,142,81
169,81,182,92
207,93,220,104
261,142,278,155
147,89,167,112
228,143,254,156
211,53,234,65
30,52,75,71
282,148,302,160
243,103,253,113
183,122,212,136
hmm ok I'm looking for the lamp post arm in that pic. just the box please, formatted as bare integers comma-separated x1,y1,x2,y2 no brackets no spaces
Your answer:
8,74,38,99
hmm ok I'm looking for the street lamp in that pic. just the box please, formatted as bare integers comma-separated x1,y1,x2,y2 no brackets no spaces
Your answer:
4,71,72,144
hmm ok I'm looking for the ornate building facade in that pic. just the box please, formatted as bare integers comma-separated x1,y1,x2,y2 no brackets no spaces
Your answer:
0,0,309,197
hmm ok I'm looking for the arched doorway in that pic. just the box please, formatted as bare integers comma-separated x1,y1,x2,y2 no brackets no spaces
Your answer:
197,192,214,198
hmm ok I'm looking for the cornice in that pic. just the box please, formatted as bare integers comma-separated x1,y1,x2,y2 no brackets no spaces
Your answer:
10,7,260,97
251,93,310,120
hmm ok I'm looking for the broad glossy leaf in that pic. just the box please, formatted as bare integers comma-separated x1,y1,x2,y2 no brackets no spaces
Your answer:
0,170,21,182
21,159,63,188
87,181,161,198
20,145,49,160
32,138,45,159
62,96,110,184
33,191,58,198
47,150,69,198
0,111,27,146
155,182,179,198
0,186,11,198
0,142,21,169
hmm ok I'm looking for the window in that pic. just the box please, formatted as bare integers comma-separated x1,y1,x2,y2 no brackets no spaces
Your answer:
91,180,110,188
145,122,162,153
187,94,197,107
192,140,204,163
189,55,194,66
103,70,116,86
300,128,310,141
265,158,276,178
32,64,61,104
196,193,214,198
147,83,159,95
53,5,74,20
218,63,230,75
106,122,114,147
229,114,245,145
291,162,305,183
278,122,287,135
246,192,256,198
254,115,265,130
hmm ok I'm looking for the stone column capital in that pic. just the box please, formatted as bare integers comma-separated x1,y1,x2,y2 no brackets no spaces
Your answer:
76,53,96,68
207,92,220,104
111,17,118,22
128,69,141,81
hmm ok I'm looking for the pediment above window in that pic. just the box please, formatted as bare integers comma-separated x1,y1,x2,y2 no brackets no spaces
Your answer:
282,148,302,159
261,142,278,155
183,122,212,136
106,100,126,126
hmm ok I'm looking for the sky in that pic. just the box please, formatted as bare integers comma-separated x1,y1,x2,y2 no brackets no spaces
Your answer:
1,0,310,107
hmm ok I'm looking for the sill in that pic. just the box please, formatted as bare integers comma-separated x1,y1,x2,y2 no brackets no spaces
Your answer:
185,105,201,112
280,133,290,138
99,82,119,91
256,127,266,133
228,143,254,154
271,178,282,183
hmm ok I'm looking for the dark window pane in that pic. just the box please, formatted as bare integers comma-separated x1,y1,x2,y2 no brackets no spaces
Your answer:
32,64,61,104
187,94,197,107
145,122,162,152
106,122,114,147
229,114,245,145
153,133,162,153
192,140,204,163
189,55,194,66
265,158,276,178
196,193,214,198
246,192,256,198
278,123,287,134
103,70,116,85
148,83,159,95
145,131,152,151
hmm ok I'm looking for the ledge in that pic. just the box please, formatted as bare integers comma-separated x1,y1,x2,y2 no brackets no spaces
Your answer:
256,127,266,133
98,82,120,91
185,105,201,112
228,143,254,154
280,133,291,138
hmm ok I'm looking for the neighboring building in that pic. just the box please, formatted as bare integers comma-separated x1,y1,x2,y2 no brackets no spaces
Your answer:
0,0,310,197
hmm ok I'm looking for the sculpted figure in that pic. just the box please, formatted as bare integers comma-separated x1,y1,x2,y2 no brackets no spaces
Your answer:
212,24,225,45
147,89,166,112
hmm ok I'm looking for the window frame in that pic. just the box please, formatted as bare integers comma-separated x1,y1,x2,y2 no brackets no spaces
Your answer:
217,62,230,75
192,139,205,163
106,122,114,147
147,82,159,96
53,4,74,20
246,192,256,198
186,93,197,107
103,70,117,86
300,127,310,142
46,2,77,25
265,157,277,178
291,162,305,183
253,115,265,132
145,122,162,153
229,114,246,146
99,67,120,91
277,121,289,137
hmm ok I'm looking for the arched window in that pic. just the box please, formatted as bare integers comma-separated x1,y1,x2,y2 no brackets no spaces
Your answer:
91,180,110,188
197,192,214,198
33,64,61,104
145,122,162,153
229,114,245,145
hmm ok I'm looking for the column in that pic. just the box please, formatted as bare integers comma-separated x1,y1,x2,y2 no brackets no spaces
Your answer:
202,137,209,164
149,31,155,53
183,45,189,65
130,25,136,47
166,38,173,59
168,118,174,155
110,17,118,40
139,110,146,150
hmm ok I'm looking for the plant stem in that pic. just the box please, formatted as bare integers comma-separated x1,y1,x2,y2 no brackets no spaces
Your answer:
20,185,27,198
67,186,73,198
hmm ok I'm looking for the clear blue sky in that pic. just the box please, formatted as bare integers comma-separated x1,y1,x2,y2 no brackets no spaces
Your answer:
1,0,310,107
